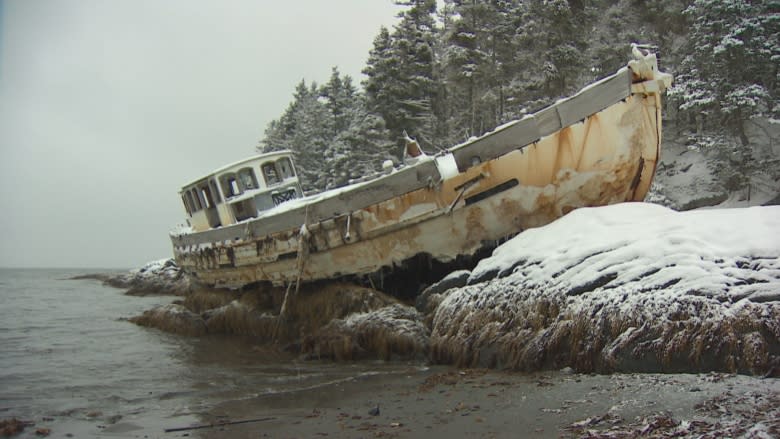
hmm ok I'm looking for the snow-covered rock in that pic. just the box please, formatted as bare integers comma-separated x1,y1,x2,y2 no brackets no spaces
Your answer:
431,203,780,375
304,304,428,361
416,270,470,313
105,258,193,296
129,304,207,336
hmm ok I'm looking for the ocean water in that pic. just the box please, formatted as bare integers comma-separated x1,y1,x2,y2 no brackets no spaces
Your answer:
0,268,417,438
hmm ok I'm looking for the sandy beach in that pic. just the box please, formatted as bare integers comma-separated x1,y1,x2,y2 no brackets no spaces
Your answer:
185,367,779,438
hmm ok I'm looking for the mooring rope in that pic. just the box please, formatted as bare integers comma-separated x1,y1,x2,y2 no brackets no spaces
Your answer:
276,206,310,339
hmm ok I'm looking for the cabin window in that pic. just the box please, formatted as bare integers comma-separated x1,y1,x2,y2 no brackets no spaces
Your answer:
262,162,280,186
231,199,257,222
181,195,192,215
238,167,258,190
200,186,214,209
209,179,222,203
190,188,202,211
184,191,195,215
219,173,242,198
277,157,295,179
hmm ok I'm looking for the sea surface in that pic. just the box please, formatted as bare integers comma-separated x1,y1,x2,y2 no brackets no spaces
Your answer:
0,268,420,438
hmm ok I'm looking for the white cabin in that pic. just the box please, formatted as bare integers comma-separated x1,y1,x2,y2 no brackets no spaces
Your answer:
179,151,302,232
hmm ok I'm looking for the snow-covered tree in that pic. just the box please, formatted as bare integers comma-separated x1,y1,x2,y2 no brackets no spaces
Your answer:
326,97,395,189
260,71,394,192
363,0,440,152
670,0,778,144
522,0,588,98
321,67,357,136
441,0,519,141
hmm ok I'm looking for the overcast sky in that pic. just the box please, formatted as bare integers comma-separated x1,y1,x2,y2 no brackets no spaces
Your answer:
0,0,401,269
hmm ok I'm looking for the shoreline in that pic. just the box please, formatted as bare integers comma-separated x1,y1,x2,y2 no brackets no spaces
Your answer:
191,367,779,438
5,265,778,439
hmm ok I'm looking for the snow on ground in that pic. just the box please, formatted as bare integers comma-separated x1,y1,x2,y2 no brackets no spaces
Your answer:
431,203,780,374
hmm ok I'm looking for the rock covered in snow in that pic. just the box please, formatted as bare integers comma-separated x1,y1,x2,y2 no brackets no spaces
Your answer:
431,203,780,375
203,300,278,337
304,304,428,361
105,258,194,296
129,303,207,336
416,270,470,313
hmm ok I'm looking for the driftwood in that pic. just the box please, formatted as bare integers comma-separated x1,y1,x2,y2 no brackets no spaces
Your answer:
164,416,275,433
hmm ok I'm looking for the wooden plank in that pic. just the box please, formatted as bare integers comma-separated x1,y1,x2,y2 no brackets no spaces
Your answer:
555,69,631,127
450,116,541,172
535,106,562,138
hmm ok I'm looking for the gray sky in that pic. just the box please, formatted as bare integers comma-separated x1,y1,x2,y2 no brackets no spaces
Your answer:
0,0,401,269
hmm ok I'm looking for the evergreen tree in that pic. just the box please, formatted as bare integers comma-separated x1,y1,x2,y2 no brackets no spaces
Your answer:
666,0,779,197
260,71,394,192
441,0,520,141
525,0,588,97
287,82,332,191
321,67,357,136
363,0,440,152
362,27,398,135
670,0,778,144
328,97,396,188
259,80,311,154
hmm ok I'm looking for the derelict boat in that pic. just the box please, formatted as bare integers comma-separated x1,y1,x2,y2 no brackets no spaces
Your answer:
170,50,672,289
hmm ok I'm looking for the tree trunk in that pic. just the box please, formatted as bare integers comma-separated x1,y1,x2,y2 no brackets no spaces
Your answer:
738,120,750,146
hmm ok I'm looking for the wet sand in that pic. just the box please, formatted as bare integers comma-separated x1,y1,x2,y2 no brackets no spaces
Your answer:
185,368,779,438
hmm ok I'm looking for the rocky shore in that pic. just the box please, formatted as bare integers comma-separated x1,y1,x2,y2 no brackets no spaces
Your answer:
59,203,779,438
72,258,194,296
196,368,779,439
102,203,779,377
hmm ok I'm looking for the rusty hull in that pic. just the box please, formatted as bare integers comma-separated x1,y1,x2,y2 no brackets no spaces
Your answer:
174,87,662,289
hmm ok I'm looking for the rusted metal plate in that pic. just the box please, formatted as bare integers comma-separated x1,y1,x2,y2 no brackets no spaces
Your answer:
451,116,540,172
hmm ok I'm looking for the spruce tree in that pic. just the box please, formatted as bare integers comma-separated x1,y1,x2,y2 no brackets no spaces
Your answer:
260,71,394,192
668,0,779,197
670,0,778,143
441,0,520,141
363,1,440,153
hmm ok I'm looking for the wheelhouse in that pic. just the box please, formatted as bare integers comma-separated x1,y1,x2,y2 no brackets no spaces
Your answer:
180,151,302,232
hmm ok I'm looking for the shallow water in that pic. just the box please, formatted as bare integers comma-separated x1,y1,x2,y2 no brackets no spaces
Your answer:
0,268,421,438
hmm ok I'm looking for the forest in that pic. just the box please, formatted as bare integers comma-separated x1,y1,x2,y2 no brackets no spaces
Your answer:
258,0,778,197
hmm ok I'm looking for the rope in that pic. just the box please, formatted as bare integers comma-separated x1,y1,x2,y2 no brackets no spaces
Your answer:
276,206,310,339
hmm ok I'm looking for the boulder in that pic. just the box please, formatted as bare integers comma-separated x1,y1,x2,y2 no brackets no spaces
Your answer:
129,304,207,336
304,304,429,361
430,203,780,375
